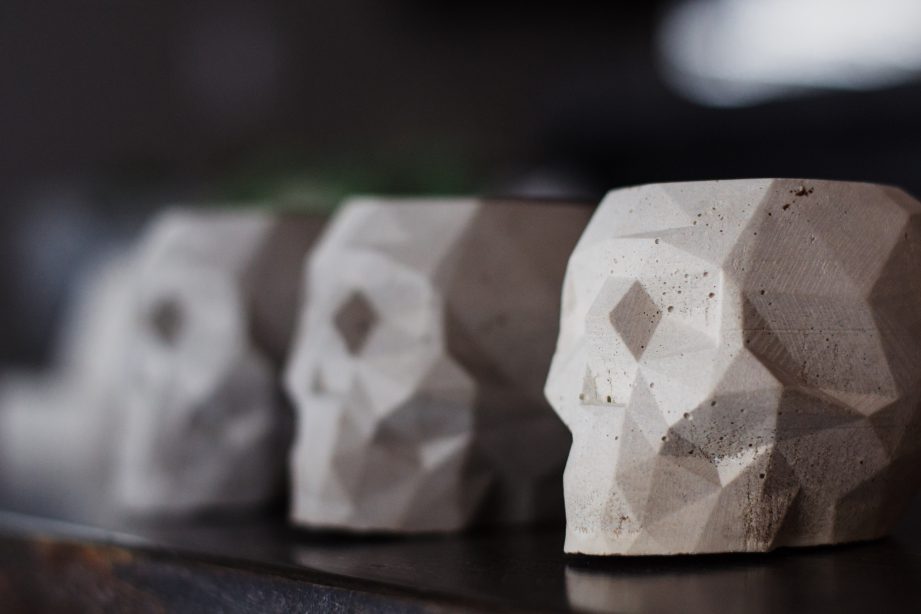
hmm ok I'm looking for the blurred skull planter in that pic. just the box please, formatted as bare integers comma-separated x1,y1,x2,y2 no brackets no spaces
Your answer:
113,208,325,514
0,254,135,519
545,179,921,555
285,197,592,532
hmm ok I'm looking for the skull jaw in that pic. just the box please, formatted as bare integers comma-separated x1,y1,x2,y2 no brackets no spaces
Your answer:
560,428,903,556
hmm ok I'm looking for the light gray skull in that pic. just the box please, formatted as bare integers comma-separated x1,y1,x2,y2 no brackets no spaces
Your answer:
115,208,324,513
0,207,324,517
0,254,134,519
545,179,921,554
285,197,591,532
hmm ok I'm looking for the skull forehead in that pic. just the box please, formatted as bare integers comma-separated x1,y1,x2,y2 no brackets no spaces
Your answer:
562,180,921,394
142,209,273,267
584,179,914,272
316,198,480,277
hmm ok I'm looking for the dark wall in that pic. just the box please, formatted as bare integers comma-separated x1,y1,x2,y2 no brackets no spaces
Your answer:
3,0,921,365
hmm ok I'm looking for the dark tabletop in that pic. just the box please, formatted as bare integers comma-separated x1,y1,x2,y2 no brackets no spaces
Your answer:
3,496,921,613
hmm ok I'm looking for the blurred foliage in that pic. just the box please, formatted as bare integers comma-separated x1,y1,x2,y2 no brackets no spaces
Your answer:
216,146,477,214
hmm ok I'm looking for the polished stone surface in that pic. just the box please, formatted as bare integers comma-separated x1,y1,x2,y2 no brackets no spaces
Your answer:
3,495,921,612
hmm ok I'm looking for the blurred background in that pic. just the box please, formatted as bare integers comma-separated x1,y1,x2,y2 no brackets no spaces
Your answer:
4,0,921,369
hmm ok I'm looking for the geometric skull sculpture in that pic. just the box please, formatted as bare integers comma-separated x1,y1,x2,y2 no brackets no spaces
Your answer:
0,254,135,520
0,207,325,518
285,197,592,532
545,179,921,554
113,208,325,514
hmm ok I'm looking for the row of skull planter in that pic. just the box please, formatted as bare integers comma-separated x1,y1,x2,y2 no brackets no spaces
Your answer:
2,178,921,556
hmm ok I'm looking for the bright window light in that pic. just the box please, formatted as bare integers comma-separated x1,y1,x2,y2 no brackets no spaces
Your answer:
658,0,921,106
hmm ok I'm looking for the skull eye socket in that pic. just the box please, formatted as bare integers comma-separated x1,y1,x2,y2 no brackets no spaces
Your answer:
608,281,661,360
310,370,327,394
334,291,378,354
149,297,184,346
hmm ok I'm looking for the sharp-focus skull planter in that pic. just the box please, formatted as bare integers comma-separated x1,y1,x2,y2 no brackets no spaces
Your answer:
545,179,921,555
285,197,592,532
114,208,325,513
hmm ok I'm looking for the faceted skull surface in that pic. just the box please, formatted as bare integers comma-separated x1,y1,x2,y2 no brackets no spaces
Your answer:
545,179,921,555
285,197,591,532
115,208,324,513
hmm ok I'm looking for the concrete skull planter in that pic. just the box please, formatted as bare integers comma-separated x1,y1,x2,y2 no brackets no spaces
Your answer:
285,197,592,532
544,179,921,555
1,207,325,517
114,208,325,513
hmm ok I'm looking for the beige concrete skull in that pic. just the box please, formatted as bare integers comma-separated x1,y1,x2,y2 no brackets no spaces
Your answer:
113,208,324,513
285,197,591,532
0,207,325,518
545,179,921,554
